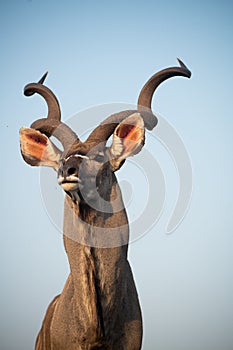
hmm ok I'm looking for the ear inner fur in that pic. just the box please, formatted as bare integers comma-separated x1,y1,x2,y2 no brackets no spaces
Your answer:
20,127,61,168
119,124,143,142
21,130,48,160
122,125,144,154
109,113,145,162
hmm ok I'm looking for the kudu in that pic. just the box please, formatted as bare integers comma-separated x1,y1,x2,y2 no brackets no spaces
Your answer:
20,59,191,350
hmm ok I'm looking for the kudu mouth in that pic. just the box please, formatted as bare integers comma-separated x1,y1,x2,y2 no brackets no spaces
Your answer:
58,175,82,192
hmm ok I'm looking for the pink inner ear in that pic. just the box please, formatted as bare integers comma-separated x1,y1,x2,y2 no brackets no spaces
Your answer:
20,129,50,163
27,132,48,146
116,124,135,139
117,124,142,144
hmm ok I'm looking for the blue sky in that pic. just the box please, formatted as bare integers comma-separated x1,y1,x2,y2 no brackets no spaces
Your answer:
1,1,233,349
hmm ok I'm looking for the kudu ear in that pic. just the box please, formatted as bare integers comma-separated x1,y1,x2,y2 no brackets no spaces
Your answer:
20,127,62,171
109,113,145,171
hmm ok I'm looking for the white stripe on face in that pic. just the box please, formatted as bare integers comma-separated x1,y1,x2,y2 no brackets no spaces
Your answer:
65,154,89,161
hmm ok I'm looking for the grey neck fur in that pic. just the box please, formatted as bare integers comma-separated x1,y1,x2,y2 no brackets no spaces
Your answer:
36,175,143,350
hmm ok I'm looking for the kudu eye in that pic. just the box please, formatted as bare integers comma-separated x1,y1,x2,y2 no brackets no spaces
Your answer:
94,154,105,162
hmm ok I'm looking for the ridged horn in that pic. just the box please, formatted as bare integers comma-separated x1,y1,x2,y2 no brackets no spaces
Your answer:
138,58,191,110
24,73,79,151
86,59,191,145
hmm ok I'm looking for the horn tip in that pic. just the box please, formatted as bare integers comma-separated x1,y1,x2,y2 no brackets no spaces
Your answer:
24,71,49,96
176,58,192,78
38,71,48,85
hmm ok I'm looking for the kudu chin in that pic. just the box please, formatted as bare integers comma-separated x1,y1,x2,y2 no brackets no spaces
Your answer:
20,59,191,350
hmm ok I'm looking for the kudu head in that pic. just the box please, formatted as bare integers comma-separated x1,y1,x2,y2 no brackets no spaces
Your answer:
20,59,191,208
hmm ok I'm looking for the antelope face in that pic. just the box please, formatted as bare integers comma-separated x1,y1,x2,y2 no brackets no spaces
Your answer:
20,113,145,203
57,153,91,192
57,149,109,202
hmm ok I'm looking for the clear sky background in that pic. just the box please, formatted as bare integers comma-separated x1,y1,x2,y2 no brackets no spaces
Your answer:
1,1,233,349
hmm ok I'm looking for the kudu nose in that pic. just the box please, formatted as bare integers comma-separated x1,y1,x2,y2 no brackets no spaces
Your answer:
67,167,76,176
62,164,78,178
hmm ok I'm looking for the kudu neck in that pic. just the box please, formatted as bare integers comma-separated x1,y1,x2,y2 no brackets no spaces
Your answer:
62,182,130,344
63,173,129,248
